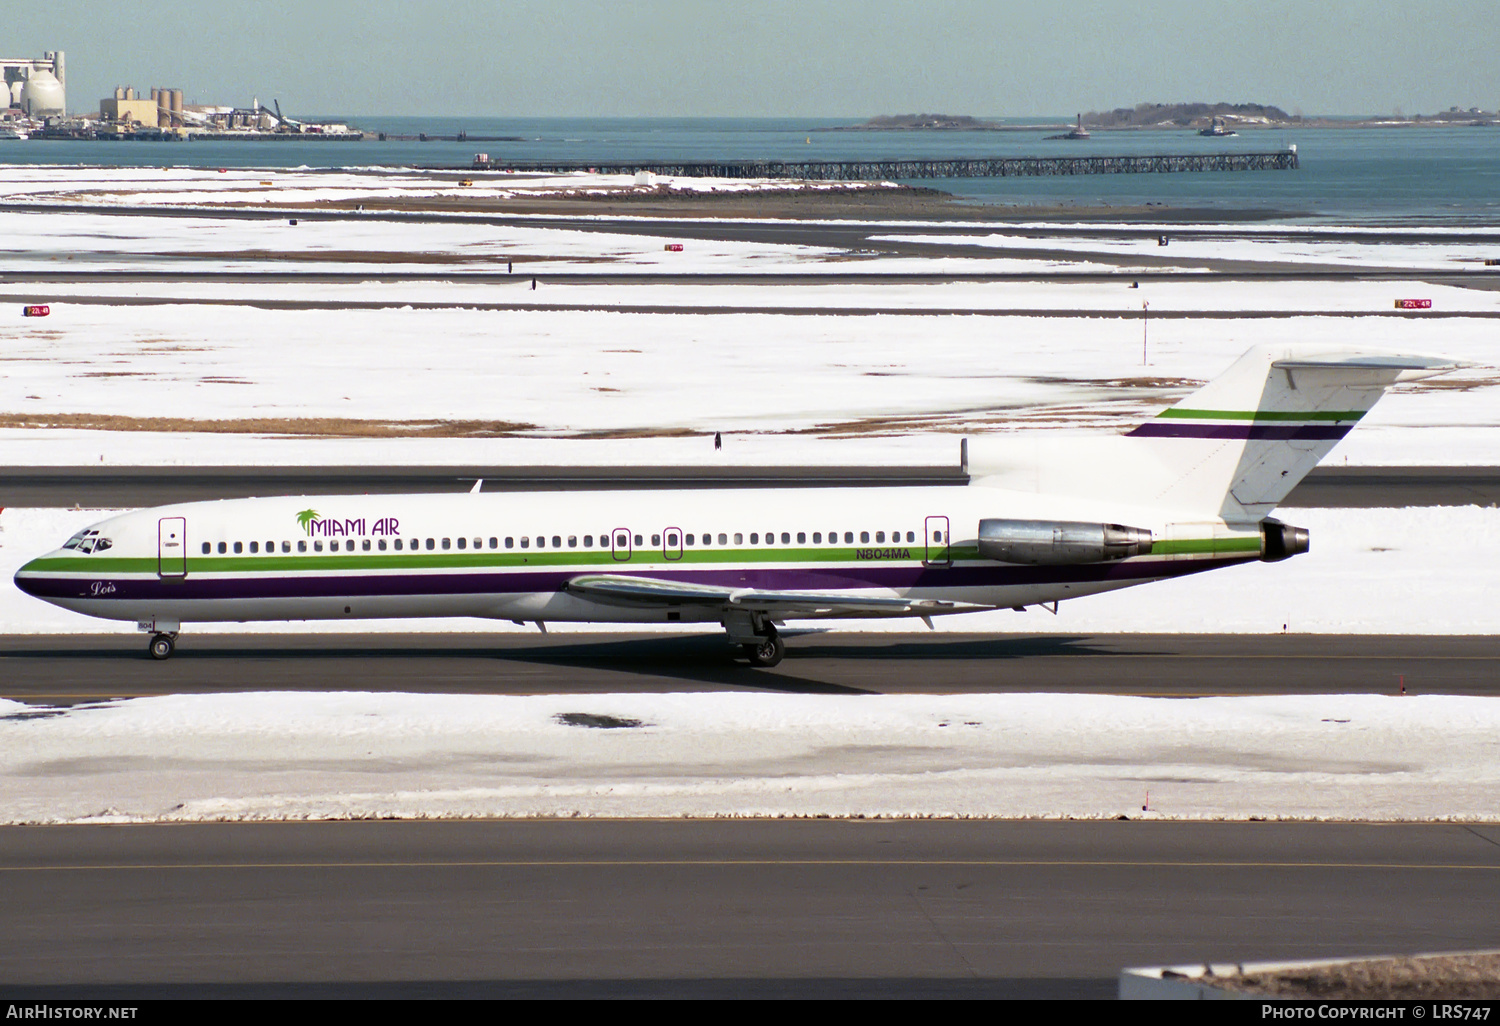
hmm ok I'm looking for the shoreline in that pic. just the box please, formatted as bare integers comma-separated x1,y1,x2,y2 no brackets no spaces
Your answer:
309,186,1309,223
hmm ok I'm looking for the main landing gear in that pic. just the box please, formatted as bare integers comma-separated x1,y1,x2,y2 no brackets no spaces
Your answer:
724,611,787,668
743,630,786,668
148,632,177,660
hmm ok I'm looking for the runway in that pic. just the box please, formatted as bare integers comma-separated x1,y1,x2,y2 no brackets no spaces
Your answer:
3,632,1494,704
3,464,1497,508
2,819,1497,998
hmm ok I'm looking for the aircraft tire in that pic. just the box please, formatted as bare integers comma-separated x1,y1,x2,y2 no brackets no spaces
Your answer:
744,634,785,668
148,633,175,660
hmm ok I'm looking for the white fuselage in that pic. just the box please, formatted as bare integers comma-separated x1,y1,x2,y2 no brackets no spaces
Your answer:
14,483,1257,629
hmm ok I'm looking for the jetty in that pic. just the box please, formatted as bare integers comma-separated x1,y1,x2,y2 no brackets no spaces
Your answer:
474,150,1299,178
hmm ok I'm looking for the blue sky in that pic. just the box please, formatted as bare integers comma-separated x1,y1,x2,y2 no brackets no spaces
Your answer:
13,0,1499,118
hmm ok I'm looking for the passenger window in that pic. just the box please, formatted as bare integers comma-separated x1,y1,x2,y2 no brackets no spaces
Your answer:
876,532,885,543
362,539,371,551
347,540,355,552
202,542,211,554
520,537,529,549
234,542,243,554
781,532,790,544
633,534,642,546
568,536,577,548
394,539,403,551
249,542,258,553
719,533,728,545
282,541,290,552
844,532,853,543
812,533,821,543
442,538,451,550
314,540,324,552
583,536,592,547
552,536,561,548
934,531,943,542
652,534,661,546
733,533,742,544
685,534,694,546
906,531,915,542
298,540,307,553
507,537,515,549
797,532,805,544
456,537,466,550
536,536,545,549
750,533,758,544
378,539,387,551
489,538,498,549
426,538,435,550
860,532,870,544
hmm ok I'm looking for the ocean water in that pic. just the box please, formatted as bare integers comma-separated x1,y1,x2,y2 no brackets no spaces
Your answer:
4,115,1498,224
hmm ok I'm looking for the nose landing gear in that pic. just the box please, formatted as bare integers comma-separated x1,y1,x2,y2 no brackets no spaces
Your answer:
148,632,177,660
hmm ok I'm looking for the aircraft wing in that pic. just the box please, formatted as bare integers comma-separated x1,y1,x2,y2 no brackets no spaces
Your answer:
565,574,982,616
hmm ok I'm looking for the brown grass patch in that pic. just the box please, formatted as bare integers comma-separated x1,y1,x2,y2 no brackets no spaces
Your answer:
164,250,615,266
0,413,538,437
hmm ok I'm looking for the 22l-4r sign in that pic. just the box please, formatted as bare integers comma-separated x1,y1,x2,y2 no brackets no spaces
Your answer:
1395,299,1432,309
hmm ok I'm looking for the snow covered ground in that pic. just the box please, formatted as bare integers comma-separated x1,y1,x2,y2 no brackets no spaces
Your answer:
0,164,900,208
3,690,1495,824
1,298,1495,463
3,170,1498,827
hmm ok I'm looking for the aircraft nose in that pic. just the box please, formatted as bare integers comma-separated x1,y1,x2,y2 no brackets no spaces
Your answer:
13,559,46,597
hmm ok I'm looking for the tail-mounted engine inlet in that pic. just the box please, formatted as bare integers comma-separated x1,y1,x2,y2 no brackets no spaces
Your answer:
977,519,1153,565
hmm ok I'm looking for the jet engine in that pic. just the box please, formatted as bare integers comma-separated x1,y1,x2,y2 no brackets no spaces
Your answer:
1259,519,1310,562
976,519,1153,565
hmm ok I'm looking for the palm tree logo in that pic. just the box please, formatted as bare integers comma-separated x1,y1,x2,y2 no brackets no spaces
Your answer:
296,509,320,535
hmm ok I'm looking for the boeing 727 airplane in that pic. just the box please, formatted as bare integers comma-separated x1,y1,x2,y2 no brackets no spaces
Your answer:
14,345,1461,666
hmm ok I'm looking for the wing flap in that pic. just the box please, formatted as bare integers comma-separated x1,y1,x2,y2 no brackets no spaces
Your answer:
565,574,979,616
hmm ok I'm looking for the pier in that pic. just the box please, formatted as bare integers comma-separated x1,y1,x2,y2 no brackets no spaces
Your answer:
475,150,1299,179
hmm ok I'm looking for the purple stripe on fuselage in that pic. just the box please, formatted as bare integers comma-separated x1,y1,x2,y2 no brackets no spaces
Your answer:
1127,422,1352,441
17,557,1258,605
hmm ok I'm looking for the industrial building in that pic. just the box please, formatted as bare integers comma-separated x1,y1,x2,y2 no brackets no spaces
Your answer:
1,50,65,117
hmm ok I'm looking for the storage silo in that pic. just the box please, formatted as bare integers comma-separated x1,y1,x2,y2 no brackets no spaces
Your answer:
22,69,65,117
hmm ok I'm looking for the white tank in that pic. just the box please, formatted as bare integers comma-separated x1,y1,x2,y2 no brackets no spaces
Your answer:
22,70,64,117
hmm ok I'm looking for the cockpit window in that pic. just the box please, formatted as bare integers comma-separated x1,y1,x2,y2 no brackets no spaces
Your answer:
61,530,90,550
93,538,112,552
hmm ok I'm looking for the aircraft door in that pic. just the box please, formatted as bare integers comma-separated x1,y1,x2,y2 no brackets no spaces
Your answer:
158,517,188,578
611,528,632,561
924,515,951,567
663,527,683,561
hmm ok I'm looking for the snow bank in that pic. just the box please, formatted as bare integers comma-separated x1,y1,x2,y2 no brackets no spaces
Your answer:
2,690,1495,823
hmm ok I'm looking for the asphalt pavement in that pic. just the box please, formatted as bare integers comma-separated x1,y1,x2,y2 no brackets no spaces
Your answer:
1,632,1492,704
2,819,1497,998
3,464,1497,508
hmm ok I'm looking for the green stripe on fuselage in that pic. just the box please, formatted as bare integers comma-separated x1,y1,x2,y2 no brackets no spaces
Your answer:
1159,408,1365,422
22,538,1252,576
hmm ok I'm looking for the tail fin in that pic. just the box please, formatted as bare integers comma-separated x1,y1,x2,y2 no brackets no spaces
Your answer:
969,345,1465,521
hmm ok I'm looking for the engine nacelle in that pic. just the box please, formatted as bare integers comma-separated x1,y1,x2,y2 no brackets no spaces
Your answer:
976,519,1154,565
1260,519,1310,562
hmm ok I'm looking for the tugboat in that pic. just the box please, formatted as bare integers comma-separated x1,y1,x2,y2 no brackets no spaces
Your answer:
1198,116,1237,137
